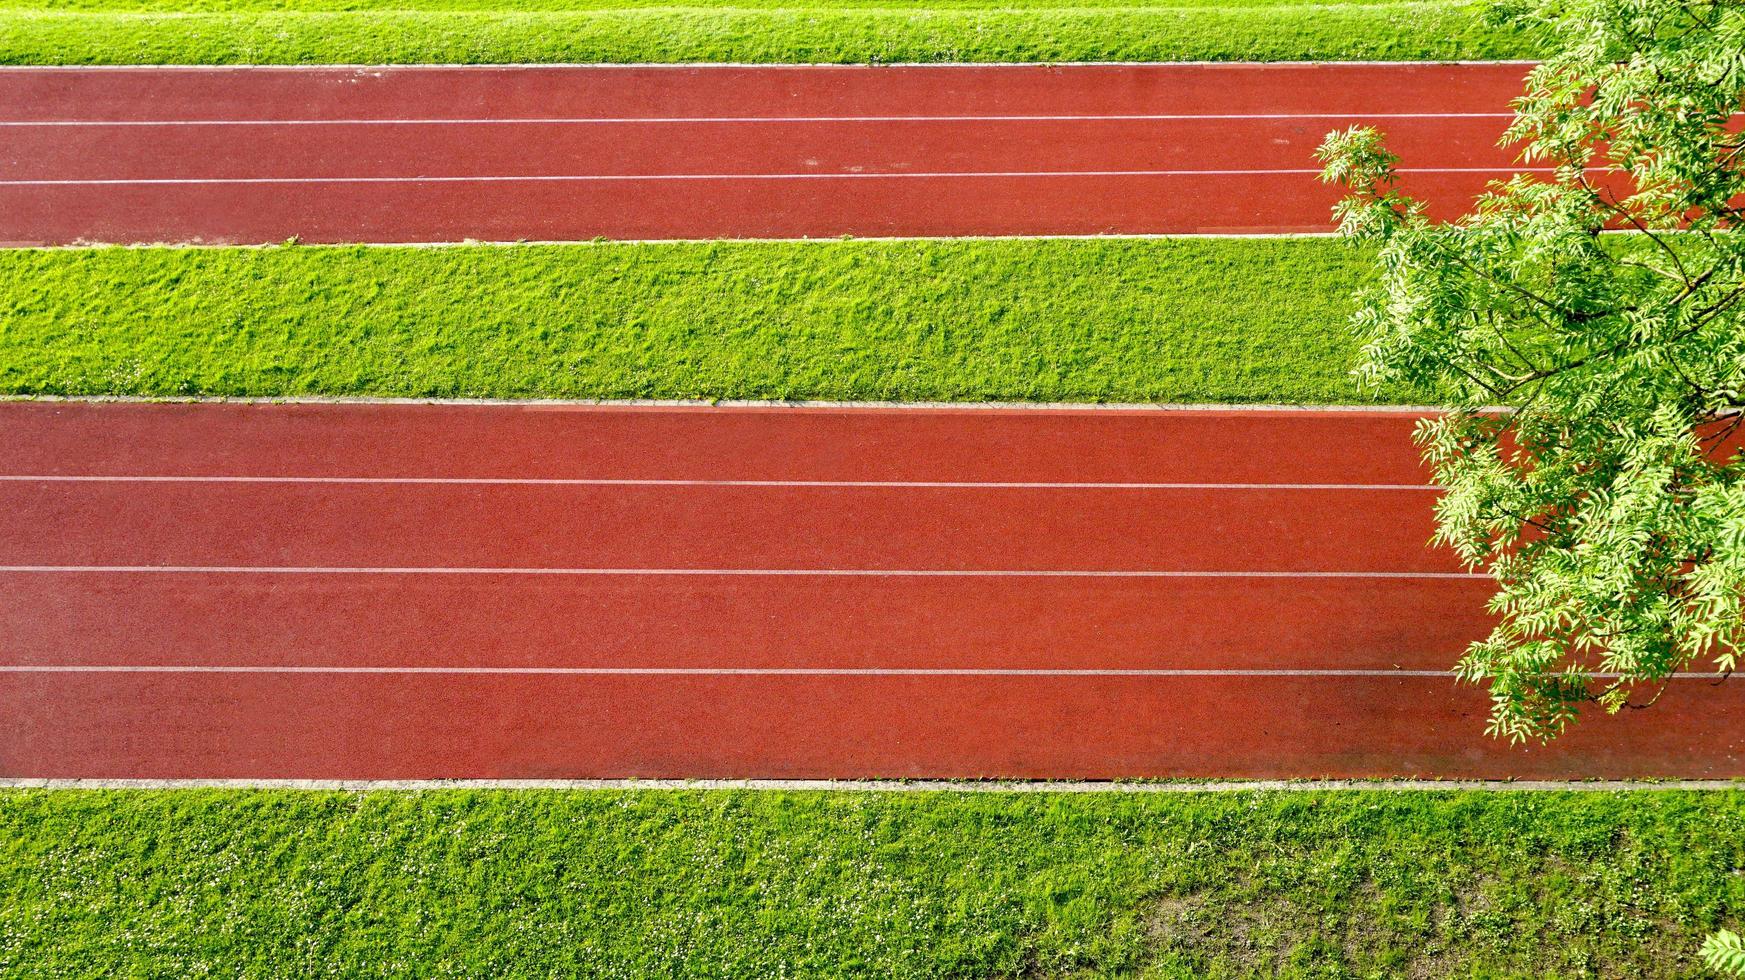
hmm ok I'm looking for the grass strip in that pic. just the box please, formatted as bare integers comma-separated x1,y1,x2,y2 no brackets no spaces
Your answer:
0,1,1534,66
0,238,1425,404
3,788,1742,976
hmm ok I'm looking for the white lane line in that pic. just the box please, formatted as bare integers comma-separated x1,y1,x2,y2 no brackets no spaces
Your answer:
6,778,1734,792
0,167,1576,187
0,567,1489,579
0,665,1713,678
0,393,1450,411
1,666,1452,675
0,112,1519,126
0,475,1440,490
0,59,1545,69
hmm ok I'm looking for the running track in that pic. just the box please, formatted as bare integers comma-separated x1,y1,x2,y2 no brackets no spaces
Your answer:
4,400,1743,780
0,62,1548,244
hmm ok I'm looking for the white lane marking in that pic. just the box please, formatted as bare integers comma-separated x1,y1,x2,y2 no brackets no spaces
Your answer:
0,475,1440,490
0,59,1546,69
4,778,1734,792
0,665,1712,678
0,112,1519,126
0,566,1489,579
0,167,1578,187
0,393,1450,411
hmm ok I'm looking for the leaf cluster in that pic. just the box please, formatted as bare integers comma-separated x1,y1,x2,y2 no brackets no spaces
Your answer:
1707,928,1745,976
1318,0,1745,742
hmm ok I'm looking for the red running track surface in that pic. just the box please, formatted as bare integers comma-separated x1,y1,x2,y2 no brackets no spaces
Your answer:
0,62,1550,244
3,400,1743,780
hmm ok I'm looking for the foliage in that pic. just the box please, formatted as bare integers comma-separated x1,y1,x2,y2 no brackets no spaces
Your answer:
1705,929,1745,976
1318,0,1745,743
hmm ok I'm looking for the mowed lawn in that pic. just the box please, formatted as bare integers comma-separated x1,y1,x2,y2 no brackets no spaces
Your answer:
0,237,1431,404
4,789,1743,977
0,0,1534,65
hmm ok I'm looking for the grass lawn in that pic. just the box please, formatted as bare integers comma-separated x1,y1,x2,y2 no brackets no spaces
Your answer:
3,788,1742,977
0,237,1430,404
0,0,1535,66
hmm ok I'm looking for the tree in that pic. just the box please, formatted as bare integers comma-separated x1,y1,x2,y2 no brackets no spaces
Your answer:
1316,0,1745,745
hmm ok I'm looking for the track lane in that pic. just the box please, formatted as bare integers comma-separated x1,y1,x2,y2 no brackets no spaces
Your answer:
0,63,1537,242
2,401,1440,484
0,170,1531,243
0,117,1516,181
0,572,1494,672
8,671,1744,780
0,481,1454,572
0,64,1535,122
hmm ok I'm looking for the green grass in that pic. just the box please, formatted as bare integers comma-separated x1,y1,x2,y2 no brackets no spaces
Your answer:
0,238,1424,404
3,788,1743,977
0,0,1535,66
